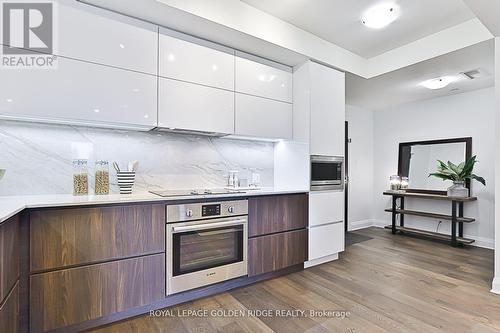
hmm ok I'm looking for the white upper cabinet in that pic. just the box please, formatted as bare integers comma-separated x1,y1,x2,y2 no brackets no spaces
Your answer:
235,93,292,140
56,0,158,74
0,57,157,129
159,29,234,90
309,62,345,156
158,79,234,134
235,55,292,103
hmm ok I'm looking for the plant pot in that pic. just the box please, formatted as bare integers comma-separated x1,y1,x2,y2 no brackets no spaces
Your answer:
447,181,469,197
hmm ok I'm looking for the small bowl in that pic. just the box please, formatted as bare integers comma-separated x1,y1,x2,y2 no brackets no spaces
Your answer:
0,169,5,181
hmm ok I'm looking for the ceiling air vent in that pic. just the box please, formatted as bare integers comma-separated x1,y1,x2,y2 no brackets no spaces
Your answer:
461,69,483,80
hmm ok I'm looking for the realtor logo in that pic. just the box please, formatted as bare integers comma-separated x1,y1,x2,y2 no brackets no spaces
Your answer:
1,0,57,68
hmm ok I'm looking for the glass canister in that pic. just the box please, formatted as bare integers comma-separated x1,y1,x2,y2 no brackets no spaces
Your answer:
94,160,110,195
73,159,89,196
400,176,409,190
389,175,401,190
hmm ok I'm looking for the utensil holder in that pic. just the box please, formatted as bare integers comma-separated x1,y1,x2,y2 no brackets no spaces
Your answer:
116,171,136,194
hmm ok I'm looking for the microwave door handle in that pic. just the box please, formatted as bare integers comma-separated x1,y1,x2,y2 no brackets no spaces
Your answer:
171,219,247,233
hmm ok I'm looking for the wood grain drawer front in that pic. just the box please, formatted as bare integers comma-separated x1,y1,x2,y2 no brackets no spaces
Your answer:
248,229,307,276
0,281,19,333
0,215,20,304
30,254,165,333
248,194,308,237
30,204,165,272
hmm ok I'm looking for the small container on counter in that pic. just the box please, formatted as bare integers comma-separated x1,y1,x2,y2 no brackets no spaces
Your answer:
94,160,110,195
73,159,89,196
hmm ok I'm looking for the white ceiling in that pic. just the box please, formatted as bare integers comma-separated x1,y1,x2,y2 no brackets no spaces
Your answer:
241,0,476,58
462,0,500,36
346,39,494,110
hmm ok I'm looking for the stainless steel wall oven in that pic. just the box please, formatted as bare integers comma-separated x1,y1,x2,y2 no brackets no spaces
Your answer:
166,200,248,295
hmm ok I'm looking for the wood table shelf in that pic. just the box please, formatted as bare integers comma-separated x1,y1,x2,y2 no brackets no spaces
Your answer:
384,208,475,223
383,191,477,247
383,225,475,245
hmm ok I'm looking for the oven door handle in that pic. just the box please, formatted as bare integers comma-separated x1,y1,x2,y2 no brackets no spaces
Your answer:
171,219,247,233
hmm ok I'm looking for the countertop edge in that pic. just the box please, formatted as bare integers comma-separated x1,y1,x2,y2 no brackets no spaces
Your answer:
0,189,309,224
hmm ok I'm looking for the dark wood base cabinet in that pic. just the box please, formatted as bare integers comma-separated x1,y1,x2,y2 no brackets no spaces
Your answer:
248,229,308,276
30,254,165,333
248,194,309,277
30,204,165,272
0,215,20,333
0,281,19,333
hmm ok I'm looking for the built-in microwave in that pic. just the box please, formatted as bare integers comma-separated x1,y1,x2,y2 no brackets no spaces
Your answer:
310,155,344,191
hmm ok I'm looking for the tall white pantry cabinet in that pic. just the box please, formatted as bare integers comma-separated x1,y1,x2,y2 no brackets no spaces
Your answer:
293,61,346,267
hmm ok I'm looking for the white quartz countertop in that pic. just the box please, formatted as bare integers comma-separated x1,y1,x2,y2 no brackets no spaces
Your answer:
0,189,308,223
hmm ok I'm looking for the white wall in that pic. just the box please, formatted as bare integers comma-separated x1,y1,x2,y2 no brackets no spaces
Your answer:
346,105,374,230
493,38,500,294
372,87,496,248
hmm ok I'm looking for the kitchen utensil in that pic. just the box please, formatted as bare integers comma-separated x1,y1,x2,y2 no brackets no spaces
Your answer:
132,160,139,171
112,161,120,172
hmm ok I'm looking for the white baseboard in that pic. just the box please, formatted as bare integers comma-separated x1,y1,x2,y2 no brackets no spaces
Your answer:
349,219,375,231
348,219,494,249
463,234,494,249
304,253,339,268
371,219,387,228
491,277,500,295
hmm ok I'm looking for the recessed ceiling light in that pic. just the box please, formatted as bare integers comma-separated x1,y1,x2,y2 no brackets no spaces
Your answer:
93,108,100,113
6,98,13,103
361,3,399,29
420,76,457,90
119,43,125,49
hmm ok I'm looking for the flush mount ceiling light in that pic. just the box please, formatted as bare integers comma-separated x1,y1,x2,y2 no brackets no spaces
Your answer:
420,76,457,90
361,3,400,29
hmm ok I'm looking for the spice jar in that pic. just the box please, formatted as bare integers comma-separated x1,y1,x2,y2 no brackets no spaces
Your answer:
94,160,110,195
73,159,89,196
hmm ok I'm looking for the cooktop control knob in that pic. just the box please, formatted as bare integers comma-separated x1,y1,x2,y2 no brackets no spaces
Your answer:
186,209,193,217
227,206,235,213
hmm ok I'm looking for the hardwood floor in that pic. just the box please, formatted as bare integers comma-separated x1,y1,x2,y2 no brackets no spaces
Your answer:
88,227,499,333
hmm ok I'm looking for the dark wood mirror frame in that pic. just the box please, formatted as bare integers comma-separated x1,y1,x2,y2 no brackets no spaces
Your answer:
398,137,472,195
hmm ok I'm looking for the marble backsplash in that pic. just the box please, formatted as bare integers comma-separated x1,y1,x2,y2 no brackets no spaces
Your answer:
0,121,274,196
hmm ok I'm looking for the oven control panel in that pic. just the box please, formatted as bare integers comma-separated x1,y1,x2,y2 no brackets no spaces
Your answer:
167,200,248,223
202,204,220,217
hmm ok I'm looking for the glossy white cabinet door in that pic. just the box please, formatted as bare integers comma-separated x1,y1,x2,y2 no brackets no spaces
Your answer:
159,30,234,90
57,0,158,74
0,58,157,129
310,62,345,156
235,93,292,140
235,56,292,102
158,79,234,134
309,223,344,261
309,191,344,227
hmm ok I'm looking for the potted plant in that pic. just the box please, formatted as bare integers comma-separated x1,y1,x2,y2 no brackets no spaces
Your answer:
429,156,485,197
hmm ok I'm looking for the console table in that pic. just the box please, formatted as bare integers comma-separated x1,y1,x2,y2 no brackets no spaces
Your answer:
383,191,477,247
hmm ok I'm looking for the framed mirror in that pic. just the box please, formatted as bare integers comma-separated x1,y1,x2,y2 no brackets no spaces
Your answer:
398,137,472,195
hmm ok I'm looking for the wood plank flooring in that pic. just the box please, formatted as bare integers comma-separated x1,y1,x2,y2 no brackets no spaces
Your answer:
88,227,499,333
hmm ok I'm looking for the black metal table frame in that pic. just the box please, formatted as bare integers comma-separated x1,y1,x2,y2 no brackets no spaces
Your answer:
391,196,464,247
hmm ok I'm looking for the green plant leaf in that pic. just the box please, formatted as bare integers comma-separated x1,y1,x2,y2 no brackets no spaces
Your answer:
467,174,486,186
460,156,477,178
431,155,484,184
428,172,454,181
